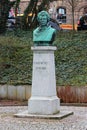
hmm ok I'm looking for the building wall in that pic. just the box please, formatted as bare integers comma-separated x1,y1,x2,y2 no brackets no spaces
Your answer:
16,0,87,24
50,0,87,24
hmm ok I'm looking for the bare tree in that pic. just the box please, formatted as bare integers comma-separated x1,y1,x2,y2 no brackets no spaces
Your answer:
23,0,58,30
63,0,79,30
14,0,21,17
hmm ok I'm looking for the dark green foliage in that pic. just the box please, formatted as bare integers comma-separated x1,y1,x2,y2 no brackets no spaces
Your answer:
54,31,87,86
0,31,33,85
0,30,87,86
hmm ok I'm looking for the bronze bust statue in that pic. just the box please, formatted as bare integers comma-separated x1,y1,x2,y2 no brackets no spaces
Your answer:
33,11,56,46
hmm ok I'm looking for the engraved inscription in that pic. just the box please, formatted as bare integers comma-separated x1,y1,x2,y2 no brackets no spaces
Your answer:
34,61,48,70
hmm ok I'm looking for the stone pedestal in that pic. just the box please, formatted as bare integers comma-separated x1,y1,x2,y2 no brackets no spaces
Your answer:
28,46,60,115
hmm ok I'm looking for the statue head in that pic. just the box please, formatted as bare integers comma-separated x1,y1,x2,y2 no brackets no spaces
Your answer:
37,11,50,26
33,11,56,46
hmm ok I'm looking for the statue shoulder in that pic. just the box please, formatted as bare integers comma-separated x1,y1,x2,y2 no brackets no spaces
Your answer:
49,26,56,33
33,27,40,34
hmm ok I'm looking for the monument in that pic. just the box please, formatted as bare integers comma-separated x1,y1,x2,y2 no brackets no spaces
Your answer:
15,11,73,119
28,11,60,115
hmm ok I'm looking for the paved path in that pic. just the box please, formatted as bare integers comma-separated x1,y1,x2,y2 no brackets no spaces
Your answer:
0,106,87,130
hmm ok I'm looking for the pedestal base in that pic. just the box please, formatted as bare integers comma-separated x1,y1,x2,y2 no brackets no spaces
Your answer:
28,96,60,115
14,110,73,120
28,46,60,115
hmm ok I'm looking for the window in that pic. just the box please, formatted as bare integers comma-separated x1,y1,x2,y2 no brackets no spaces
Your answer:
57,7,66,23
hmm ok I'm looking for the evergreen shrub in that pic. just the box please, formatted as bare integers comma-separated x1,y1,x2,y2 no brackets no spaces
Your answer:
0,30,87,86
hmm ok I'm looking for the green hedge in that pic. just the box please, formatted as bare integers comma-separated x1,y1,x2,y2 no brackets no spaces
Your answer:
0,31,33,85
54,31,87,86
0,30,87,86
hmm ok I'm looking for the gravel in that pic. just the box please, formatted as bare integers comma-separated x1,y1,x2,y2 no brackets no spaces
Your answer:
0,106,87,130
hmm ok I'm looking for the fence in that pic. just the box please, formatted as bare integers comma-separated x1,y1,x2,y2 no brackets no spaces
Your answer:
0,85,87,103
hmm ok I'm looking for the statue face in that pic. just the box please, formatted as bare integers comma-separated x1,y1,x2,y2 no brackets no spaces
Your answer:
39,14,48,26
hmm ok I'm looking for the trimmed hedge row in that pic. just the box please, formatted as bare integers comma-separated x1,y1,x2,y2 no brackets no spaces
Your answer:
54,31,87,86
0,30,87,86
0,31,33,85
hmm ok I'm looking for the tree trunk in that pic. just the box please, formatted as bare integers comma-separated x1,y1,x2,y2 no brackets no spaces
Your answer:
72,1,75,30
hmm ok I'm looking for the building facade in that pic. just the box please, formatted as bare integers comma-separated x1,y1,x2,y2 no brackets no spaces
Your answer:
16,0,87,24
49,0,87,24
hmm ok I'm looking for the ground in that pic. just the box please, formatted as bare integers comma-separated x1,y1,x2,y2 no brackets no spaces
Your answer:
0,100,87,130
0,106,87,130
0,99,28,106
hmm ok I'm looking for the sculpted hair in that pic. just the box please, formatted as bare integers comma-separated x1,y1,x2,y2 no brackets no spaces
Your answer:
37,11,50,22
